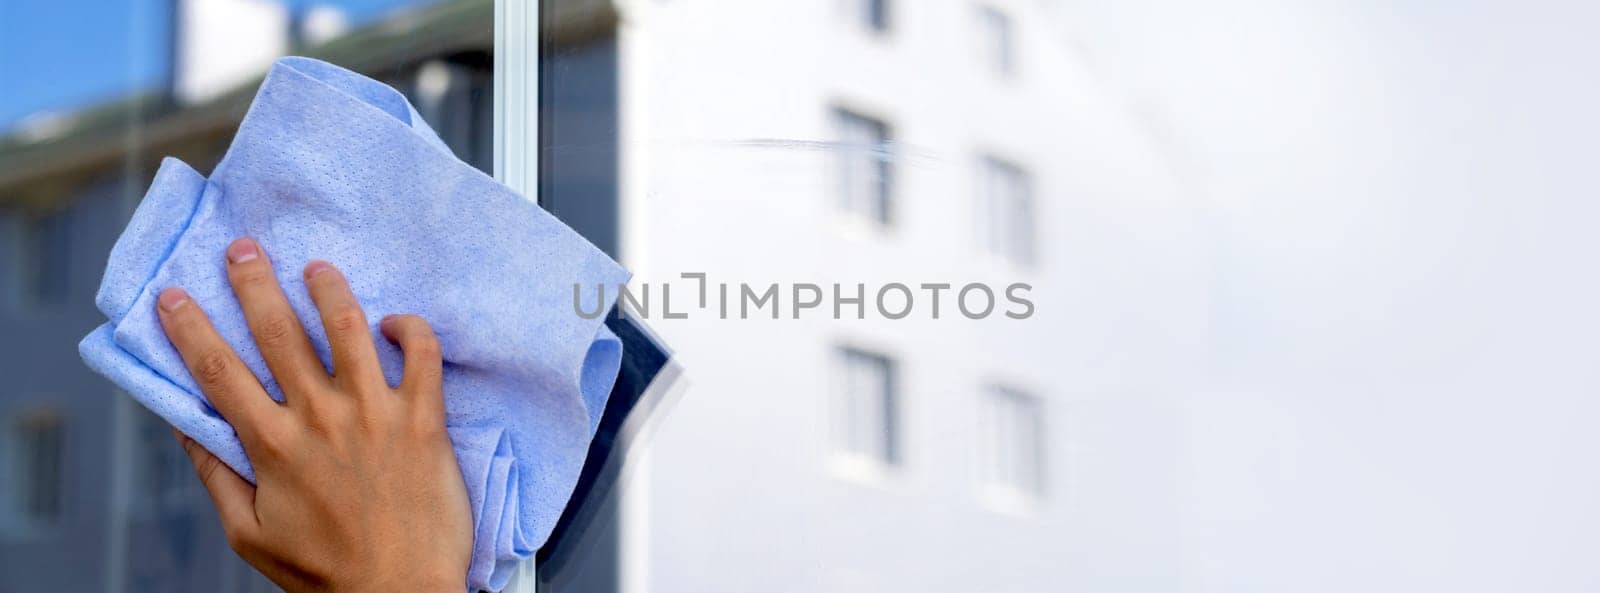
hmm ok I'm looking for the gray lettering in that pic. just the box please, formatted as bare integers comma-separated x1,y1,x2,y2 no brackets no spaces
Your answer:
1005,283,1034,319
793,283,823,319
834,283,866,319
741,283,780,319
681,272,708,308
920,283,951,319
573,283,608,320
877,283,913,319
958,283,995,319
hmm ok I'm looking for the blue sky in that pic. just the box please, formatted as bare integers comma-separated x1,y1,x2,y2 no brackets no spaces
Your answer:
0,0,427,133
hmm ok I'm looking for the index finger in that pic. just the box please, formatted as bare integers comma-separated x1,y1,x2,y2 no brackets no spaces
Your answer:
157,287,283,440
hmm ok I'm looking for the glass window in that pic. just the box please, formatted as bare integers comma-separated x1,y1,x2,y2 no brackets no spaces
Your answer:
980,156,1035,265
835,108,894,226
977,5,1016,76
3,409,66,533
134,407,203,518
16,208,73,308
860,0,891,33
835,347,900,468
404,57,496,174
983,386,1047,502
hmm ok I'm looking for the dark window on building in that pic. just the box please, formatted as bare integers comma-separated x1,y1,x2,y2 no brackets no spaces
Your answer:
861,0,891,32
17,209,74,307
399,54,495,174
134,408,202,517
4,410,66,531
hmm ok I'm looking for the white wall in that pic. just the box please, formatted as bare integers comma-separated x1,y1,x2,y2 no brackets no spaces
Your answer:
175,0,288,103
1067,1,1600,591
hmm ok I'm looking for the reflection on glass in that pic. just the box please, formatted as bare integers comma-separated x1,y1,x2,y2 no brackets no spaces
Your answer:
0,1,490,591
983,385,1047,506
3,409,66,533
834,108,895,227
836,346,901,469
980,155,1035,266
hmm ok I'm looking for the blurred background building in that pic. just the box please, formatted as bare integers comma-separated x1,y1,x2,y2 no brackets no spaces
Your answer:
0,0,1180,592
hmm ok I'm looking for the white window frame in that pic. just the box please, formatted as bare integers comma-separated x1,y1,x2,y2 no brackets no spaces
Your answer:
976,5,1016,76
978,155,1035,266
833,107,894,228
831,346,902,479
980,385,1047,510
494,0,540,589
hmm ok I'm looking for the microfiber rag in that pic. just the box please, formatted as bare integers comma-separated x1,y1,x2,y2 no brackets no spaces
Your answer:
78,57,628,592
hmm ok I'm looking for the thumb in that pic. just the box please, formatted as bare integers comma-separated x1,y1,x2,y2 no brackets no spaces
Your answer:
174,429,261,547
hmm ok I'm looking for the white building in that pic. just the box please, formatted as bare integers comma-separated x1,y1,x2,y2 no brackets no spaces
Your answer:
605,1,1207,591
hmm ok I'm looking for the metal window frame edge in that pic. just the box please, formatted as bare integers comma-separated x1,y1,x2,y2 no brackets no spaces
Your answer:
493,0,540,590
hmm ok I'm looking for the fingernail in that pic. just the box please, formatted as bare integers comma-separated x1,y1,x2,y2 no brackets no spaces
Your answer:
158,287,190,312
304,260,336,280
227,238,259,264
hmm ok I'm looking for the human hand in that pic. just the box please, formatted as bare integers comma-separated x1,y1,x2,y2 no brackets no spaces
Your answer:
158,237,471,593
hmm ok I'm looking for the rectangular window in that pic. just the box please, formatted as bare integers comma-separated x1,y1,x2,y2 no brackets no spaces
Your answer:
977,6,1015,75
4,410,66,532
17,209,74,307
835,347,900,467
404,58,495,174
979,156,1035,264
834,108,894,226
134,408,201,517
860,0,890,32
983,386,1046,501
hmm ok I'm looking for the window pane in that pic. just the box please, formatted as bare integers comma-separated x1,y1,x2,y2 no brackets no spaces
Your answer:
6,411,65,528
978,6,1015,75
837,347,899,467
982,157,1035,264
19,210,74,307
0,1,489,590
863,0,890,32
986,387,1046,500
836,108,893,226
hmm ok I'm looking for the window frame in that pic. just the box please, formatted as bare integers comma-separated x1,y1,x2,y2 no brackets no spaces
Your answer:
978,154,1036,266
6,207,75,313
976,5,1017,76
855,0,892,34
832,106,895,228
495,0,541,589
831,345,903,477
980,385,1048,510
2,406,68,538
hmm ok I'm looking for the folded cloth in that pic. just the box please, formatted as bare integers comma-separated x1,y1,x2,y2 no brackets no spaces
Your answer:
78,57,628,592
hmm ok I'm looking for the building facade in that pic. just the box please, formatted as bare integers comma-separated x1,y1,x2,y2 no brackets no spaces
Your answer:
612,1,1204,591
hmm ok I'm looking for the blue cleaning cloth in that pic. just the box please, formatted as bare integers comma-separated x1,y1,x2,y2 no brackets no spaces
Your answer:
78,57,628,592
